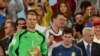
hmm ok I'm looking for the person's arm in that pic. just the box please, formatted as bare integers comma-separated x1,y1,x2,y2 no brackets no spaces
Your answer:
42,0,53,26
8,35,19,56
8,30,24,56
41,35,48,56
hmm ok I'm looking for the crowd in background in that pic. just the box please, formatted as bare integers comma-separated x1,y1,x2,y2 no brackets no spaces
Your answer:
0,0,100,56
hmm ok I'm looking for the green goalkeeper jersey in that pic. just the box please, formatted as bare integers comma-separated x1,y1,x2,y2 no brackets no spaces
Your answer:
8,29,47,56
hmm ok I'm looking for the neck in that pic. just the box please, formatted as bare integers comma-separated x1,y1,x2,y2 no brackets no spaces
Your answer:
27,27,36,32
84,39,92,44
62,42,72,48
37,16,42,25
52,23,59,33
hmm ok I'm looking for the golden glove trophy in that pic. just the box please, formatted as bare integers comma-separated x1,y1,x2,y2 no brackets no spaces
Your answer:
29,46,42,56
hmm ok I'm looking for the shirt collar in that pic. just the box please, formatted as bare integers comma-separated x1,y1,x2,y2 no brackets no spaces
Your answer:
83,40,92,49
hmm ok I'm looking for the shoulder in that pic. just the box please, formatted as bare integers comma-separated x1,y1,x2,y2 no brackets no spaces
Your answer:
36,30,45,37
15,29,27,35
73,45,82,51
53,45,62,51
77,41,84,46
92,42,100,47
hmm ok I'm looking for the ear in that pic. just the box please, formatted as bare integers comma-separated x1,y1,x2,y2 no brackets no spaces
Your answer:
61,34,65,40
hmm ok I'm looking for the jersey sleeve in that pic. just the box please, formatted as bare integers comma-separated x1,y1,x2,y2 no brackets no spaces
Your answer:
41,36,48,56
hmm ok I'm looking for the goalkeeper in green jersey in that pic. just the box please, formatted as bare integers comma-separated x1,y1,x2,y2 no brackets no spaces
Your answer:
8,10,48,56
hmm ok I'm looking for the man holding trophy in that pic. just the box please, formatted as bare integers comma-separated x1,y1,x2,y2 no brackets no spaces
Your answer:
8,10,47,56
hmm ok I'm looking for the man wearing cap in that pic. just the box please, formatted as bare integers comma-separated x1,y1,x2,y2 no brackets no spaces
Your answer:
93,16,100,44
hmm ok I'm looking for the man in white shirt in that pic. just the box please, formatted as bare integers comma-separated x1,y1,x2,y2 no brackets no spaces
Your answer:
77,27,100,56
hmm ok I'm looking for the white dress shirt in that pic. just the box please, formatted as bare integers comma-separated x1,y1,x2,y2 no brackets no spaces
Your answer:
83,40,92,56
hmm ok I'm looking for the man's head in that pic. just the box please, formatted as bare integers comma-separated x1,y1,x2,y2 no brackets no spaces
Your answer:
4,22,16,36
62,28,73,46
80,1,91,11
93,16,100,36
74,12,83,24
26,10,38,29
80,1,95,15
82,27,94,43
51,12,67,28
16,18,26,29
73,24,84,39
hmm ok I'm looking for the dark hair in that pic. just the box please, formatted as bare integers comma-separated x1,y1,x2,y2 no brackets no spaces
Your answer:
62,28,73,36
0,28,5,39
16,18,26,26
73,24,84,35
74,12,83,18
0,43,6,56
10,22,17,32
51,12,67,22
80,1,91,10
26,10,38,18
74,12,83,22
58,1,72,18
2,18,12,27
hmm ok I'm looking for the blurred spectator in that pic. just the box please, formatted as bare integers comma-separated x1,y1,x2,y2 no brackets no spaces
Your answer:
52,28,82,56
45,12,67,56
24,0,40,11
3,18,12,26
93,16,100,43
79,1,96,24
35,0,53,27
0,22,16,55
73,24,84,43
6,0,23,21
58,1,71,18
16,18,26,32
77,27,100,56
74,12,84,24
51,0,76,15
75,0,99,13
58,1,73,28
0,18,13,36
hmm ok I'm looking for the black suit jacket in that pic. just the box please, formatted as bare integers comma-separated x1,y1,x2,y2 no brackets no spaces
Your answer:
77,41,100,56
